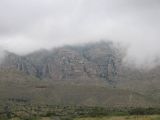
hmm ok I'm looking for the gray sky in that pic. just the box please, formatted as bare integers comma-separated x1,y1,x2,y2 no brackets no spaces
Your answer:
0,0,160,65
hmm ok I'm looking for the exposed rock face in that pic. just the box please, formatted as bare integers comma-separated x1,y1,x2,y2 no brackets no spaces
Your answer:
1,52,37,76
0,42,122,84
0,41,160,107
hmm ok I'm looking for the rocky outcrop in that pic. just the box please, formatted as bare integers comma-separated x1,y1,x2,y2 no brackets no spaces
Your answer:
0,41,160,106
0,42,123,84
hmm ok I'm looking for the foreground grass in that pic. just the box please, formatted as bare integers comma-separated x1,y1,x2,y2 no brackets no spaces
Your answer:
6,115,160,120
0,105,160,120
0,115,159,120
74,115,160,120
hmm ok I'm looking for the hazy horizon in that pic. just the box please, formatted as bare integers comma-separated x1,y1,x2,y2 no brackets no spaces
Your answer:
0,0,160,66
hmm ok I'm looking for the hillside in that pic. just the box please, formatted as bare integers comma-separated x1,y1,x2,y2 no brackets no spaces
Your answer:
0,70,157,108
0,41,159,107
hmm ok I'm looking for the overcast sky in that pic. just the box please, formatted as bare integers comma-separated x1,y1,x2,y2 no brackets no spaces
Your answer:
0,0,160,65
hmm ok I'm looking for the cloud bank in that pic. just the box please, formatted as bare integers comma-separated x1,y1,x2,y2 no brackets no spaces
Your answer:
0,0,160,65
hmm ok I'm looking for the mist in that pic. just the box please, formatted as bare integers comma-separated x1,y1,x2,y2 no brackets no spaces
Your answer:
0,0,160,66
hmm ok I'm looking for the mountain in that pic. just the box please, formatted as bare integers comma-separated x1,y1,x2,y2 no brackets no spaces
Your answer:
0,41,159,107
1,42,122,84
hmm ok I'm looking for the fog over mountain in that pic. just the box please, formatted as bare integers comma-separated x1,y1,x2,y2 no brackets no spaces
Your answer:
0,41,160,107
1,1,160,116
0,0,160,65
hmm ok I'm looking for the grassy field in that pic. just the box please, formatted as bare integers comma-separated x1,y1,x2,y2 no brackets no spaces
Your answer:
74,115,160,120
0,105,159,120
10,115,160,120
1,115,160,120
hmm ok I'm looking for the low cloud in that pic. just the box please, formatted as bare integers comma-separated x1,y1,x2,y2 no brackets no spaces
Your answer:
0,0,160,65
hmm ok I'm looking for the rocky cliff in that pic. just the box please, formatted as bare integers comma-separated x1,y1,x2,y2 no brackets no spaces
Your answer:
0,42,122,85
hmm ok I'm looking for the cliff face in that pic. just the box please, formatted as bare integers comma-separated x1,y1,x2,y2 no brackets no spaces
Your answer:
0,42,122,84
0,41,160,107
1,41,160,87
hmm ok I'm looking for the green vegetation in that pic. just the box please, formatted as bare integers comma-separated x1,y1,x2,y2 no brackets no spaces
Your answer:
0,105,160,120
0,42,160,120
74,115,160,120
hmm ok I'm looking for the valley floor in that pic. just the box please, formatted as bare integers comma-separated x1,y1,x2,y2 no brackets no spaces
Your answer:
75,115,160,120
0,105,160,120
6,115,160,120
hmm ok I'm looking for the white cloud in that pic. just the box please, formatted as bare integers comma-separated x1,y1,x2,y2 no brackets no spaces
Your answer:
0,0,160,64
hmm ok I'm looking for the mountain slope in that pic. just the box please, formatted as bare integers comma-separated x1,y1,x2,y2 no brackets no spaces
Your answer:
0,41,160,107
1,42,122,84
0,70,158,107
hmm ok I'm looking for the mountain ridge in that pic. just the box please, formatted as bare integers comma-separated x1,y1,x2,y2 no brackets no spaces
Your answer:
0,41,160,107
